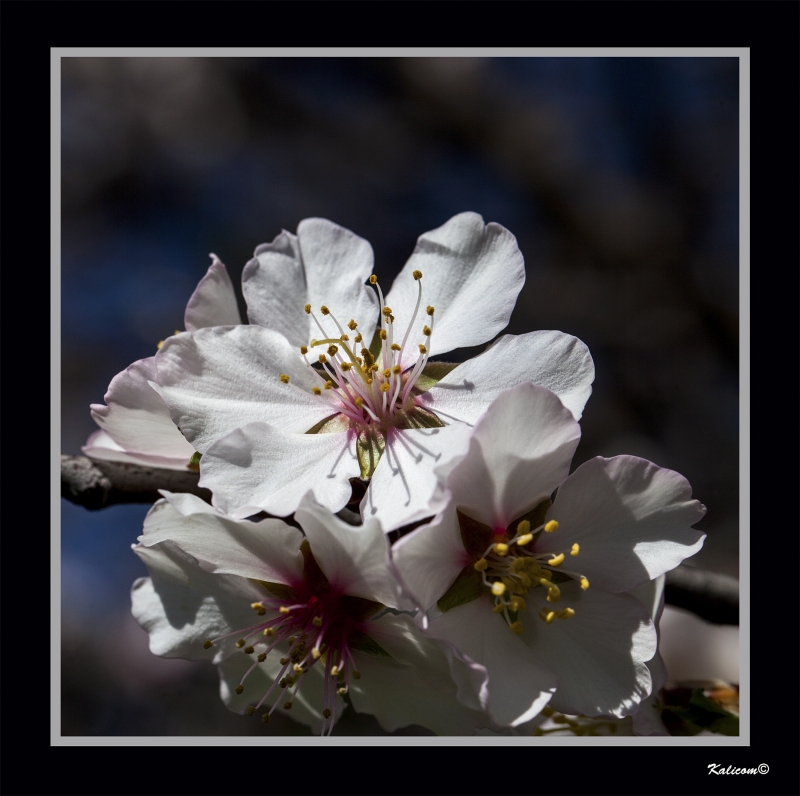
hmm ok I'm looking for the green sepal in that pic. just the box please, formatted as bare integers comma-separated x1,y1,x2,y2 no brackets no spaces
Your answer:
300,539,330,595
187,451,202,471
356,429,386,479
437,565,485,613
305,413,351,435
456,509,495,558
403,406,445,428
661,688,740,736
254,580,298,602
348,631,392,658
339,595,385,622
413,361,459,394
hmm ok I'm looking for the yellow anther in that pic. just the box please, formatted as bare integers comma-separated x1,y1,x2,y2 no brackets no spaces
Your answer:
352,670,361,680
517,520,531,536
354,397,363,408
300,345,308,355
293,664,304,673
251,602,264,611
203,639,213,649
520,573,532,587
502,578,516,591
510,596,527,612
511,558,527,571
311,387,321,396
388,314,394,323
494,543,509,556
279,678,287,688
235,685,244,695
509,621,524,635
235,639,246,648
382,307,392,316
322,708,332,719
516,534,533,546
279,607,291,615
262,713,271,723
548,553,566,567
304,304,312,314
244,646,255,655
474,558,489,571
492,603,505,613
340,334,349,342
263,628,275,636
571,543,580,556
257,653,267,662
418,344,427,354
311,648,321,660
383,368,391,378
371,363,379,372
369,275,377,284
580,577,590,591
327,345,338,356
312,616,323,627
340,362,352,371
279,374,290,384
337,687,347,695
324,381,333,390
283,702,293,710
413,270,423,280
557,608,576,620
246,705,256,716
320,306,330,315
330,665,340,677
348,319,358,330
540,609,557,625
318,354,327,364
390,343,401,351
380,382,390,392
354,334,363,343
491,582,506,597
157,340,165,350
547,587,561,604
366,378,373,384
422,325,431,336
379,329,387,340
544,520,559,533
280,657,290,665
426,306,435,315
392,365,401,374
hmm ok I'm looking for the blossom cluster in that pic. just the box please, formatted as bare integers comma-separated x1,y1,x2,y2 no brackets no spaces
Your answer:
84,213,706,735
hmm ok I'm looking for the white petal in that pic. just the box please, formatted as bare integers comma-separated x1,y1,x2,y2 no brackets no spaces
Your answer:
218,644,334,734
631,651,669,735
138,494,304,585
349,613,490,735
537,456,706,592
427,595,557,727
184,254,242,331
524,581,656,718
242,219,378,349
443,382,581,528
153,325,328,452
295,495,401,609
360,423,473,532
82,429,193,471
200,422,359,518
89,356,196,462
392,504,471,613
384,212,525,359
420,330,595,423
131,540,265,664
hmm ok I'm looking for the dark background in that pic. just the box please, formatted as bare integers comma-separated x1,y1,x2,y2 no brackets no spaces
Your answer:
61,56,739,736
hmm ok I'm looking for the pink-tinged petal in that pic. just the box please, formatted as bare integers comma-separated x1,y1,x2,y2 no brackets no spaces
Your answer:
153,325,328,452
200,421,359,519
385,213,525,361
444,383,581,528
89,356,196,462
218,646,334,733
349,614,490,735
242,219,378,349
536,456,706,592
360,423,473,532
392,505,469,613
184,254,242,331
82,429,194,471
138,493,304,585
131,540,265,664
295,495,401,609
524,581,656,718
420,330,595,423
428,595,557,727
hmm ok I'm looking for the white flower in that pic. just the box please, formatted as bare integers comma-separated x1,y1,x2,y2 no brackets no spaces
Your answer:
393,382,706,727
83,255,241,470
152,213,595,529
132,491,490,736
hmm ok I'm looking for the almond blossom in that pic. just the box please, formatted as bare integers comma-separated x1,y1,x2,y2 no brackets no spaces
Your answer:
152,213,595,530
392,382,706,727
83,255,241,470
131,491,490,736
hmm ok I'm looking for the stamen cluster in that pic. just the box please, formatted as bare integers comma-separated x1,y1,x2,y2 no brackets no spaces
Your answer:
473,518,590,634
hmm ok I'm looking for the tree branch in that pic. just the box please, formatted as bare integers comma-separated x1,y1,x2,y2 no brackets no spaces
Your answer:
61,455,738,625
